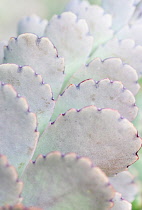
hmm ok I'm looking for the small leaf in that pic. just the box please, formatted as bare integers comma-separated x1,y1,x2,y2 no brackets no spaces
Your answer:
111,193,132,210
4,34,65,99
18,15,48,37
22,152,114,210
52,79,138,122
35,106,141,176
0,83,39,175
0,155,23,206
110,171,138,202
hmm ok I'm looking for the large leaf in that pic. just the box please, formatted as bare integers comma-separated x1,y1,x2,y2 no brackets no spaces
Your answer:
34,106,141,176
22,152,114,210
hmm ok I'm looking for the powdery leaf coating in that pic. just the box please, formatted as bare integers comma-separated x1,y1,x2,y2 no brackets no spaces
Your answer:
0,64,55,133
0,84,39,175
51,79,138,122
22,152,114,210
0,204,42,210
101,0,135,31
93,38,142,77
111,193,132,210
109,171,138,202
45,12,93,82
0,155,23,206
18,15,48,37
117,24,142,46
67,0,113,49
69,58,140,95
3,33,65,99
35,106,141,176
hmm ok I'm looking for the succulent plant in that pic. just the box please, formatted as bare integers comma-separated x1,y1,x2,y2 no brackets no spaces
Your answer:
0,0,142,209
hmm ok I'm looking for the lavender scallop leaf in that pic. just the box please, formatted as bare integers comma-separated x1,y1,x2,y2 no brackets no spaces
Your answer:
34,106,141,176
69,58,140,95
0,64,55,133
22,152,114,210
0,83,39,175
93,38,142,78
3,34,65,99
51,79,138,122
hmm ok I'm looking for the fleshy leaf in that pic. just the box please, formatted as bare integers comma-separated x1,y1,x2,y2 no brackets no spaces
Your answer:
111,193,132,210
0,64,55,133
101,0,135,31
0,83,39,175
0,204,42,210
67,0,113,49
110,171,138,202
22,152,114,210
17,15,48,37
35,106,141,176
0,155,23,206
117,24,142,46
3,33,65,99
51,79,138,122
93,38,142,77
45,12,93,88
69,58,140,95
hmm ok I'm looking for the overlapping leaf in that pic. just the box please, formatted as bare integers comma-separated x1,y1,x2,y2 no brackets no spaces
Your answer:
34,106,141,176
22,152,114,210
3,34,65,99
0,155,23,206
0,64,55,133
0,83,39,175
